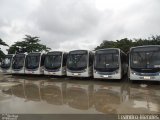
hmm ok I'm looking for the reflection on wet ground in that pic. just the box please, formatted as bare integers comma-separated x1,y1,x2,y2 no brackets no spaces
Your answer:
0,74,160,114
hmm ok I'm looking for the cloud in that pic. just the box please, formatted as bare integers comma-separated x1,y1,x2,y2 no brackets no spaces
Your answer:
95,0,160,41
0,0,160,54
28,0,103,50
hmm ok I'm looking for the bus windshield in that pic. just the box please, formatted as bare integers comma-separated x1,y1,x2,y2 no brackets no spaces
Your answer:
94,49,119,72
130,46,160,69
25,53,40,69
1,55,13,69
12,54,25,69
44,52,62,70
67,50,88,71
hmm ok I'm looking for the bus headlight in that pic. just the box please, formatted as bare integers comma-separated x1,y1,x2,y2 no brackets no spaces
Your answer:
131,71,136,75
114,70,119,74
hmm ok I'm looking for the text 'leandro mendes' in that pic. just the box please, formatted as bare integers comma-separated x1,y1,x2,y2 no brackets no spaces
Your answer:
118,114,160,120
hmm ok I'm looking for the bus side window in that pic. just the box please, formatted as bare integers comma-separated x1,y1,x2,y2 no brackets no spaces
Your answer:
41,54,45,66
63,53,67,67
89,52,93,66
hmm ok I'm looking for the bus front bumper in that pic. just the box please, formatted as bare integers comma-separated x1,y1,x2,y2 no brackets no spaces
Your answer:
25,69,43,75
44,70,64,76
130,72,160,81
93,72,121,79
67,71,90,77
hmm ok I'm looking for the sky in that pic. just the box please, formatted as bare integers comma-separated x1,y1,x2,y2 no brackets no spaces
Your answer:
0,0,160,53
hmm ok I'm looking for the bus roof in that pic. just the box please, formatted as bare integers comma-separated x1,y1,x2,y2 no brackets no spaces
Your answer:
95,48,126,55
47,51,67,54
27,52,44,55
69,50,92,53
130,45,160,51
5,54,14,57
95,48,121,52
15,53,27,55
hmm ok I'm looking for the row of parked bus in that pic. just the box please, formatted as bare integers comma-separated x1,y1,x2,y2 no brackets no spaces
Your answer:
0,45,160,81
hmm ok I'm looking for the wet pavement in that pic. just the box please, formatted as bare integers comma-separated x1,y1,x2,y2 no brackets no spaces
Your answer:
0,74,160,114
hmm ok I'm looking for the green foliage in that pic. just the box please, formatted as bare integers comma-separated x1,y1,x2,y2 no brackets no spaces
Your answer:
0,38,8,46
95,35,160,53
8,35,51,54
114,38,133,53
95,40,116,50
0,50,5,62
0,38,8,61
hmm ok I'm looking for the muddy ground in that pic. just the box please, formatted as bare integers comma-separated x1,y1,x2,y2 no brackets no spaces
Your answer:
0,73,159,114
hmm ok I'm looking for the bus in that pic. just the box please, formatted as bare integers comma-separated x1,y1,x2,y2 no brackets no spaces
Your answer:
66,50,94,77
0,54,14,74
12,53,26,74
25,52,45,75
44,51,68,76
94,48,127,79
129,45,160,81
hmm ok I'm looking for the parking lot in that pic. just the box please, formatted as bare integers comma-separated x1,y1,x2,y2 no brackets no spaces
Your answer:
0,73,160,114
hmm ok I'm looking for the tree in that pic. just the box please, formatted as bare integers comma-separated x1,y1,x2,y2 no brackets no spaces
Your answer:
0,38,8,61
114,38,133,53
95,38,133,53
8,35,51,54
94,35,160,53
0,38,8,46
95,40,116,50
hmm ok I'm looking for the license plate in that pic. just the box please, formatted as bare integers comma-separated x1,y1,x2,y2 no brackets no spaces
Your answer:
144,76,150,80
48,72,53,75
100,86,109,89
73,73,79,76
103,75,108,78
30,71,34,74
72,85,81,87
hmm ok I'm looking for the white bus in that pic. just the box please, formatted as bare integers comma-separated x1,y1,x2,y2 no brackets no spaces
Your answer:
129,45,160,81
12,53,26,74
25,52,45,75
66,50,94,77
0,54,14,74
44,51,68,76
94,48,127,79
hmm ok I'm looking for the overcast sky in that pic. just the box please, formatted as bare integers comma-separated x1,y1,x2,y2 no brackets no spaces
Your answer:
0,0,160,53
